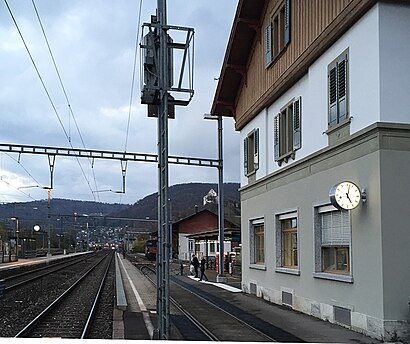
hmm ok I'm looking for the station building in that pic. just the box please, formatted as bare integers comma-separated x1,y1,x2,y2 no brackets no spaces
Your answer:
211,0,410,341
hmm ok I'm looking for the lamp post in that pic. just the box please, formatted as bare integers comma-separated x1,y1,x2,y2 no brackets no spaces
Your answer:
10,217,19,261
204,113,226,282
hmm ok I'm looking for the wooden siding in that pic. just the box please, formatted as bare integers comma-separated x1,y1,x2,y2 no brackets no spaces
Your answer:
235,0,376,130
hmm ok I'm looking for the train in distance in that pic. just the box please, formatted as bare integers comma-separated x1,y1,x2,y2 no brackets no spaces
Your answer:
145,239,157,261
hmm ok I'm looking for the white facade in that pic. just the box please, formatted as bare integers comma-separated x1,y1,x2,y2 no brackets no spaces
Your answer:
240,3,410,187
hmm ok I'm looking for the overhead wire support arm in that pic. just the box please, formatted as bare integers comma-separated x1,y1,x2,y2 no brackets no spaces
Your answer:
0,142,220,167
47,154,56,189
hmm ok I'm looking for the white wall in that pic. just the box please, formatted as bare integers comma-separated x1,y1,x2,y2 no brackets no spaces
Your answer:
241,3,410,187
379,2,410,122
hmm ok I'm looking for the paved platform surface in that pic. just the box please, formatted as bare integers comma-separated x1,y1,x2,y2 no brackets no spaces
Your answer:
0,251,91,272
117,258,382,343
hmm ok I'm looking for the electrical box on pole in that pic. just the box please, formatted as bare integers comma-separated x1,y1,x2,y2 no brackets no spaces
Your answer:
140,15,194,119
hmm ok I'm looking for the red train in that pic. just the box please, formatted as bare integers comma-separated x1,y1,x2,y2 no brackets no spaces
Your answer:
145,239,157,261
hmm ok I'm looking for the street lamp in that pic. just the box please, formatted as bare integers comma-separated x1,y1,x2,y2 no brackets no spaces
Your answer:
10,217,19,261
203,113,226,282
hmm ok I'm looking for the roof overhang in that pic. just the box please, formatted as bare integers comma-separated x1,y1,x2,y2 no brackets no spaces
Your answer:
186,227,241,241
210,0,266,118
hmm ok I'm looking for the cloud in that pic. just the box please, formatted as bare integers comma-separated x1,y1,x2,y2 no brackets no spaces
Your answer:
0,0,239,205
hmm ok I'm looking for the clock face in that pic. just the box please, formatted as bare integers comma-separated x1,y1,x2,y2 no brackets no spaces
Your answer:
329,181,361,210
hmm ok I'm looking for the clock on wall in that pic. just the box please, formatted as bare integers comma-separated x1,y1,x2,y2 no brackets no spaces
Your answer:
329,181,363,210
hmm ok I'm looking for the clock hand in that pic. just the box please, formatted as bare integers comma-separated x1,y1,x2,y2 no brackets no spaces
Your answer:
346,184,352,203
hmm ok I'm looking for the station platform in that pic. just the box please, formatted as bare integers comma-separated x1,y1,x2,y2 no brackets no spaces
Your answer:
115,255,380,343
0,251,92,273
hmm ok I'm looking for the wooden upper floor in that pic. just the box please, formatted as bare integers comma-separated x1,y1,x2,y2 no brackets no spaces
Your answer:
211,0,377,130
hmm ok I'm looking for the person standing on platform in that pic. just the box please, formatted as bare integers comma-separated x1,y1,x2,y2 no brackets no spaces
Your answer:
199,256,208,281
191,254,199,278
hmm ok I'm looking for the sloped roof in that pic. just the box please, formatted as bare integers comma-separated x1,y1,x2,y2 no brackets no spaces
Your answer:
173,207,239,228
211,0,266,117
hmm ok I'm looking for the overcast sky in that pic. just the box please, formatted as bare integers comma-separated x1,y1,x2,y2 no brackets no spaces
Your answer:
0,0,239,205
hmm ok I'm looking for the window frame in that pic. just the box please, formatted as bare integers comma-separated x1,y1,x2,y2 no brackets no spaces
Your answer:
313,204,353,283
275,210,300,275
250,218,265,268
328,49,349,129
244,128,259,177
264,0,291,68
274,97,301,165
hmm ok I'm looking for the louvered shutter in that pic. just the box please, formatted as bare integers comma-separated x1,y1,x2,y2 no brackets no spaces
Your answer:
337,55,348,121
243,137,248,176
293,97,301,150
274,114,280,161
328,64,337,126
265,24,272,67
284,0,291,46
254,129,259,171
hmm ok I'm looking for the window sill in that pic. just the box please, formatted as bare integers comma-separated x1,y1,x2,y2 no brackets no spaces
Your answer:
245,170,256,178
275,267,300,276
275,151,295,166
313,272,353,283
249,264,266,271
325,117,351,135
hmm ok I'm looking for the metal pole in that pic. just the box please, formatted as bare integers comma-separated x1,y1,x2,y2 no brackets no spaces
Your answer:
156,0,170,339
217,116,226,282
16,218,19,261
47,225,51,257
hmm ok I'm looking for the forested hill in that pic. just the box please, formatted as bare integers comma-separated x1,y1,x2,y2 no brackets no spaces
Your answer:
0,183,240,230
113,182,241,222
0,199,129,226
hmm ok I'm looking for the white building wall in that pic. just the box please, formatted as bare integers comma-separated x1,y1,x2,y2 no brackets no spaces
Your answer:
379,2,410,123
241,4,410,186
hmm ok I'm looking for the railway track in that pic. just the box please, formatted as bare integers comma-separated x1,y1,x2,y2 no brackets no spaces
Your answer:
15,252,113,338
135,257,288,342
3,253,94,291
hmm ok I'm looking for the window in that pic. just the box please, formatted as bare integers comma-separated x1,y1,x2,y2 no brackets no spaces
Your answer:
275,211,299,274
210,242,215,254
250,219,264,265
282,217,298,268
328,50,349,128
315,205,351,277
188,240,194,252
274,97,301,165
244,128,259,176
264,0,291,67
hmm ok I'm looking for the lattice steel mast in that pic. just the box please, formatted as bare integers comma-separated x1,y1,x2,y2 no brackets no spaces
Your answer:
141,0,194,339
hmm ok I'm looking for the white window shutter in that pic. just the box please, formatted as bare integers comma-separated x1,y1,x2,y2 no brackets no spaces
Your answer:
265,24,272,67
274,114,280,161
293,96,302,150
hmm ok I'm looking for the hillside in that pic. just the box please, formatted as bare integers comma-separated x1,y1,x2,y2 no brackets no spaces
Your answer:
113,182,241,223
0,183,240,233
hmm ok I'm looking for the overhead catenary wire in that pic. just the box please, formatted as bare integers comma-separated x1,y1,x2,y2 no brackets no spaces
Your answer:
3,0,99,203
5,153,43,187
124,0,144,154
31,0,102,203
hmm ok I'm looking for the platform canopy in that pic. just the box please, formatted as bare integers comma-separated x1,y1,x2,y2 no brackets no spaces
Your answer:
186,227,240,242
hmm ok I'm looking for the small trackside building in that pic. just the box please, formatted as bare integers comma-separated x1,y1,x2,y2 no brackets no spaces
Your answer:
211,0,410,342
